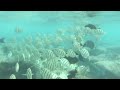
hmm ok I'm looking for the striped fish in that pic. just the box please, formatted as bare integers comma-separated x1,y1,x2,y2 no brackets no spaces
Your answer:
72,40,82,50
40,68,58,79
26,68,33,79
15,62,19,72
43,59,61,71
9,74,16,79
80,48,90,59
22,68,33,79
95,28,105,35
59,58,70,69
43,49,56,60
53,48,66,58
66,49,77,58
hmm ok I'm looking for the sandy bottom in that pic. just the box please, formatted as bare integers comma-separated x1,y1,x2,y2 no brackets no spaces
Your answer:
84,45,120,79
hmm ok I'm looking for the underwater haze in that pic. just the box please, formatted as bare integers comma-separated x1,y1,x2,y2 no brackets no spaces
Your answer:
0,11,120,79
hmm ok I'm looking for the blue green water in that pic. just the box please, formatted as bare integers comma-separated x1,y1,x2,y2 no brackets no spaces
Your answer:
90,11,120,46
0,11,73,37
0,11,120,79
1,11,119,46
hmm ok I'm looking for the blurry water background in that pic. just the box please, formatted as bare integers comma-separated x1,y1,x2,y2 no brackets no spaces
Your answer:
1,11,120,46
0,11,120,79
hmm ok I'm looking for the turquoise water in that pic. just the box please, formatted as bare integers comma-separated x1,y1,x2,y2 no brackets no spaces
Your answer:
0,11,76,43
0,11,120,79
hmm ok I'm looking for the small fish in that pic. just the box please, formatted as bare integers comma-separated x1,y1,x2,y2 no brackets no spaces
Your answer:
22,68,33,79
95,28,105,35
86,11,98,17
15,62,19,72
26,68,33,79
83,40,95,49
0,38,5,43
9,74,16,79
85,24,97,29
80,48,90,59
15,27,23,33
22,53,25,61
